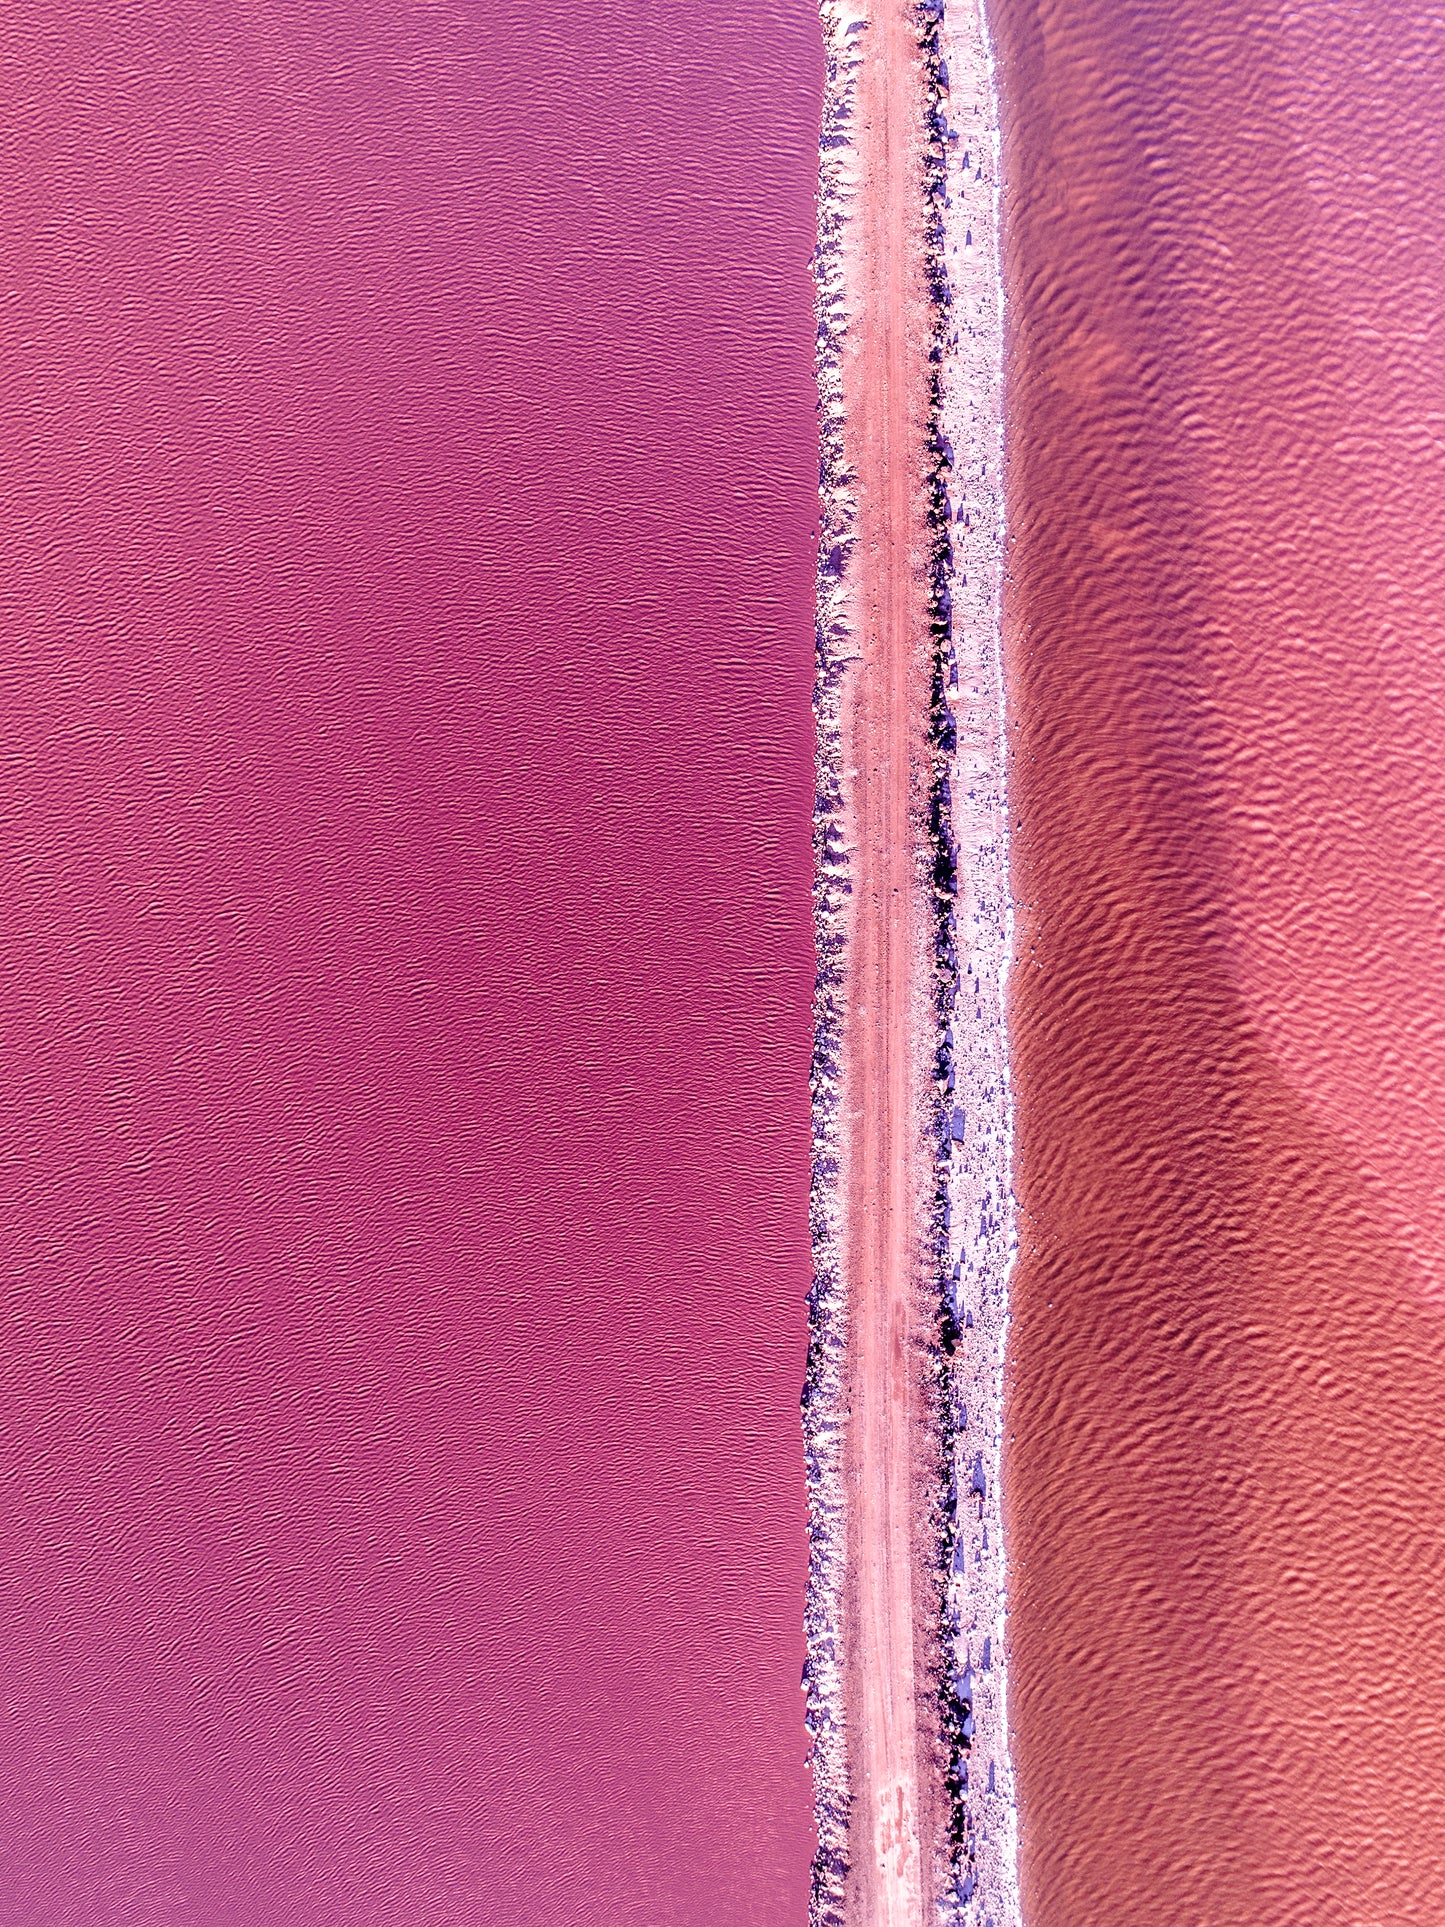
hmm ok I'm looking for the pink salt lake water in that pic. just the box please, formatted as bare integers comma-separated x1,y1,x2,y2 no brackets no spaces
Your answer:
996,0,1445,1916
0,6,820,1921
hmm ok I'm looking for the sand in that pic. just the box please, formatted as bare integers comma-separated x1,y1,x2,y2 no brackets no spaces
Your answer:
811,2,946,1920
810,4,1022,1920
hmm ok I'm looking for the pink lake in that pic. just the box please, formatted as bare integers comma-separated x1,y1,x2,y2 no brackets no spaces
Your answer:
0,5,821,1921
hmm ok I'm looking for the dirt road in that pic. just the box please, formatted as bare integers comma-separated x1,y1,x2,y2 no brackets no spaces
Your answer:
832,4,940,1921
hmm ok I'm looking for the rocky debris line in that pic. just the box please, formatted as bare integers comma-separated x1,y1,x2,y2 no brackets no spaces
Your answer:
928,1,1021,1921
804,5,868,1922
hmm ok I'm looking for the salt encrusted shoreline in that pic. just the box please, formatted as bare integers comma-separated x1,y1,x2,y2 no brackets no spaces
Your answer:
930,2,1019,1919
803,6,867,1922
806,3,1014,1923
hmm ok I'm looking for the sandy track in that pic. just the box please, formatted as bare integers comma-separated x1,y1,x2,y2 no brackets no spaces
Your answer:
830,5,940,1922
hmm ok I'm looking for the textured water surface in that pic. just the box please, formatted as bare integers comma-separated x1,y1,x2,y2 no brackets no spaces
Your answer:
994,0,1445,1918
0,5,821,1921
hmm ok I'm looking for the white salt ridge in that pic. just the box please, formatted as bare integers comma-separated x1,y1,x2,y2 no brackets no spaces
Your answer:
803,6,869,1924
935,1,1020,1922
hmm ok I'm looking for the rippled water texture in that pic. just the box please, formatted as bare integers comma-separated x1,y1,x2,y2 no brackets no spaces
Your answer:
0,7,820,1921
994,0,1445,1918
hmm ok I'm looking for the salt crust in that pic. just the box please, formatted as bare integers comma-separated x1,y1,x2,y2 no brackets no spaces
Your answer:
803,7,867,1920
930,2,1020,1920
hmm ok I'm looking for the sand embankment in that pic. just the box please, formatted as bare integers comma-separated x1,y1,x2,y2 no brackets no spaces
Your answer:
809,1,943,1922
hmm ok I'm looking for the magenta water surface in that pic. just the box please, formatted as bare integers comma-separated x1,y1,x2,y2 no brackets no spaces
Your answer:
0,6,821,1920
